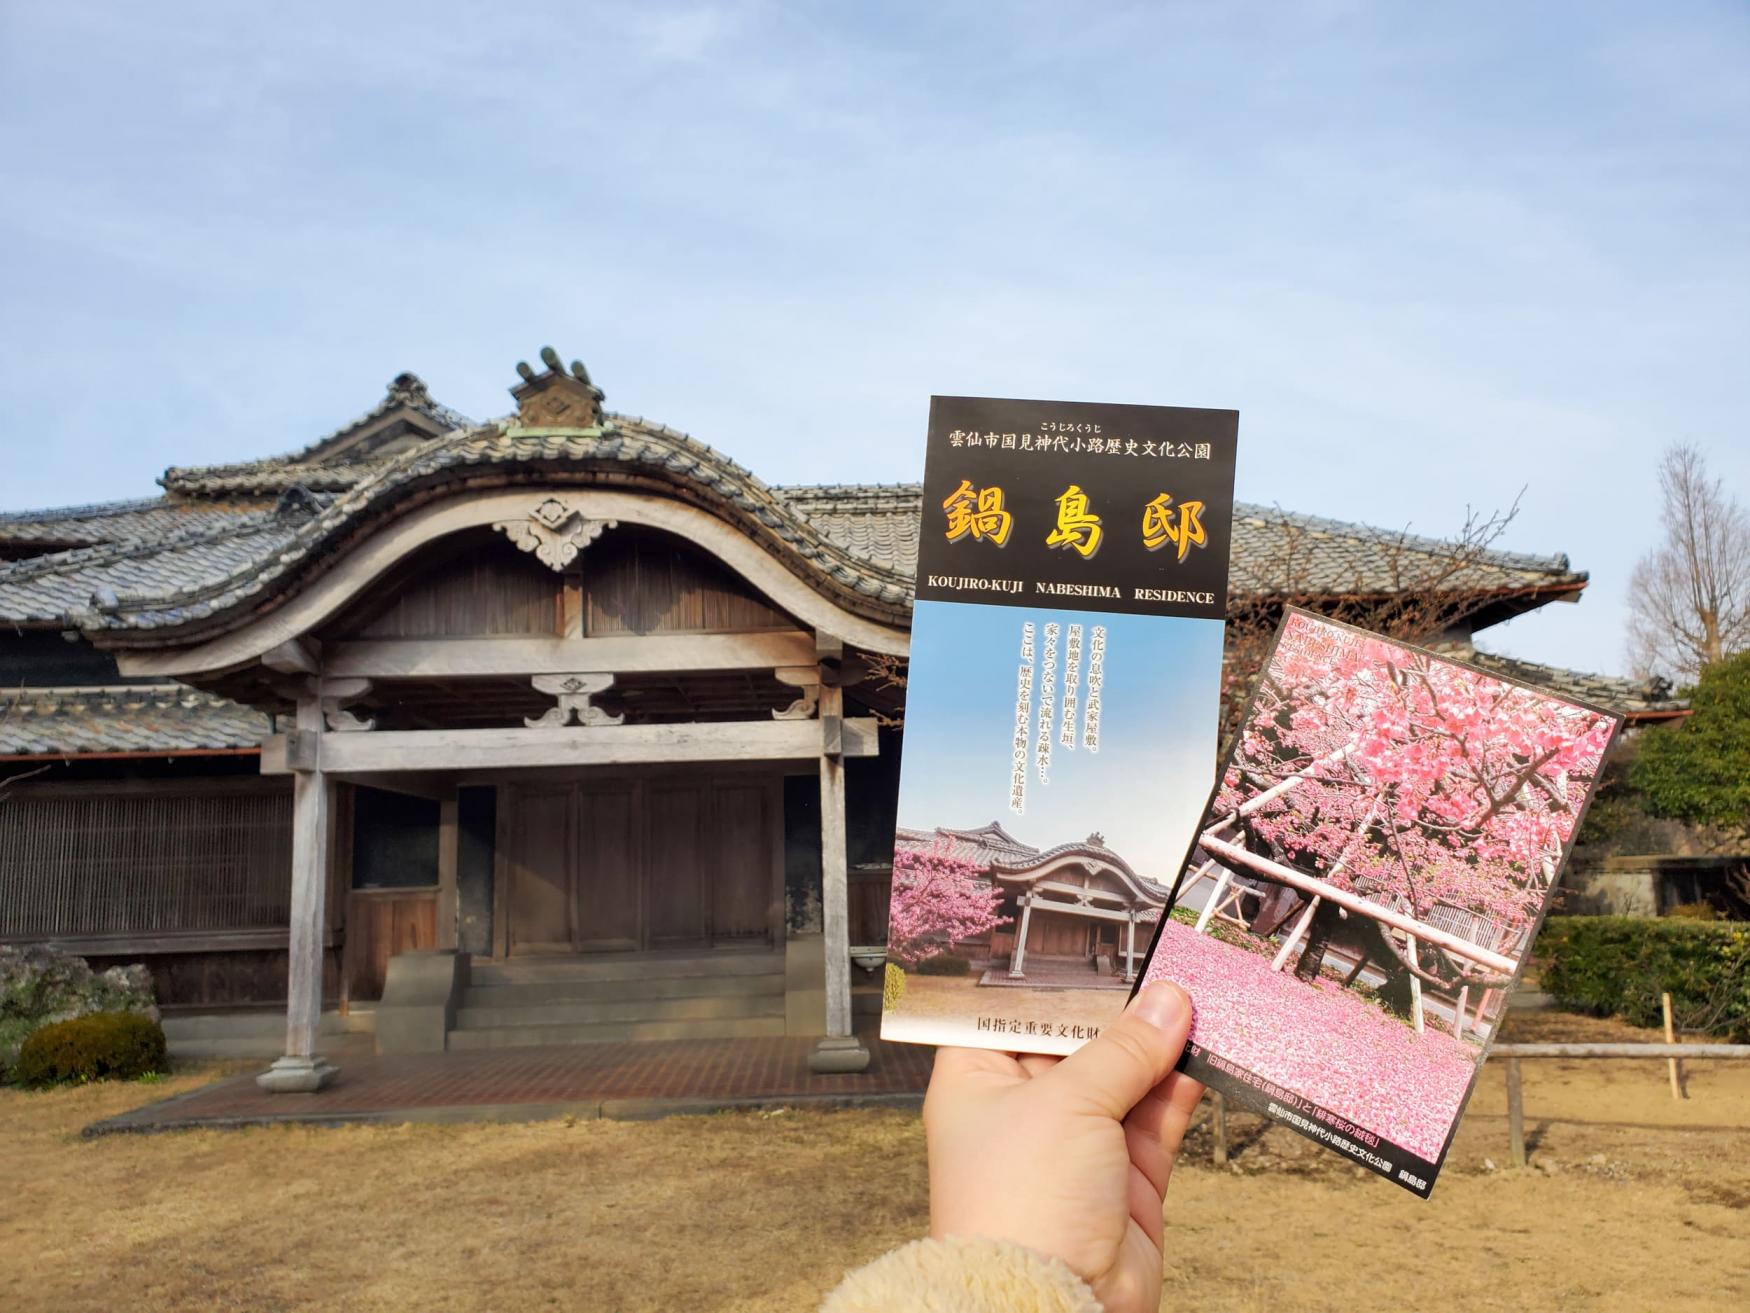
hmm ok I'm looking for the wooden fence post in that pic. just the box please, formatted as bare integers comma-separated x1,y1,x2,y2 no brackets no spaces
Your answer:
1662,992,1685,1100
1506,1057,1526,1168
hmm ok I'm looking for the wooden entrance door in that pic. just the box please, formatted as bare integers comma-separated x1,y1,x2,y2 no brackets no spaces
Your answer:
501,775,778,955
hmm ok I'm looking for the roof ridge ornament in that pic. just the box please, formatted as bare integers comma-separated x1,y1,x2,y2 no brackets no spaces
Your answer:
510,345,605,427
493,495,616,571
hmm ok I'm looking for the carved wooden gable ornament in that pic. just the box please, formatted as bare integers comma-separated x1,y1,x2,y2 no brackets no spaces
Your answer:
493,496,616,572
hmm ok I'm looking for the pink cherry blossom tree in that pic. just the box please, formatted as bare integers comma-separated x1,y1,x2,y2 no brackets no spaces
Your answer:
1214,613,1616,984
888,841,1010,968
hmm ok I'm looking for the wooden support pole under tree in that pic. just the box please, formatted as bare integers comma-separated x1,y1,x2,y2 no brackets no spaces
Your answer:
1455,984,1470,1043
257,696,339,1093
1211,1090,1228,1166
1196,834,1519,974
1662,992,1685,1100
1506,1057,1526,1168
1194,866,1230,934
1230,740,1358,820
1407,933,1425,1035
810,675,869,1073
1270,895,1321,973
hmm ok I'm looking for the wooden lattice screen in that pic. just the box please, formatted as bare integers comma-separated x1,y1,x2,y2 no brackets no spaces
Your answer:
0,788,293,941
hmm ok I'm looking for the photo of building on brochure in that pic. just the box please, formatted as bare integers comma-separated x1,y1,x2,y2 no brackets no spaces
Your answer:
879,599,1224,1055
1137,608,1622,1197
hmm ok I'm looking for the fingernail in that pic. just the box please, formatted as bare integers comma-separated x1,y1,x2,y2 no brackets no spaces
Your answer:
1130,981,1186,1031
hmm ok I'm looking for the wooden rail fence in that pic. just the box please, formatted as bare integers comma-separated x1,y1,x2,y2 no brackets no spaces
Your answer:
1203,1042,1750,1170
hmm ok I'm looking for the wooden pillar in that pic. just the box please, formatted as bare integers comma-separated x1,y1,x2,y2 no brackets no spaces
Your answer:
1506,1057,1526,1167
1455,984,1470,1042
1210,1090,1228,1166
436,794,460,951
257,695,340,1092
1008,895,1034,978
1124,913,1138,983
810,674,868,1073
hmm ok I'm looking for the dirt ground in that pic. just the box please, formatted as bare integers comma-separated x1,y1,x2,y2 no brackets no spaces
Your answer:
1,1010,1746,1312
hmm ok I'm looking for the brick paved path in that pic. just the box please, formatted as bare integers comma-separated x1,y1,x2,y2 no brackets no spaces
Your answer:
89,1029,936,1135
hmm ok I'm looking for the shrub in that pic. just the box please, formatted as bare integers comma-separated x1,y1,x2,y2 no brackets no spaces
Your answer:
883,962,906,1009
1537,916,1750,1041
914,954,972,977
0,945,158,1072
12,1012,169,1088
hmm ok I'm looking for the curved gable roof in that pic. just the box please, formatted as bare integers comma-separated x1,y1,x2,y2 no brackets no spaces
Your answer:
26,417,912,642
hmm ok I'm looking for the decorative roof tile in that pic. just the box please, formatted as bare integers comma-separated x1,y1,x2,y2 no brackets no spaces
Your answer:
0,685,269,757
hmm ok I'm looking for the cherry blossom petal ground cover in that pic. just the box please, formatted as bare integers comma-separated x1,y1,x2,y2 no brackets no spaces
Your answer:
1145,918,1479,1160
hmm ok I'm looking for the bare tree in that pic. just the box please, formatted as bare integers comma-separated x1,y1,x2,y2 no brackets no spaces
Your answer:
1219,496,1525,750
1627,444,1750,681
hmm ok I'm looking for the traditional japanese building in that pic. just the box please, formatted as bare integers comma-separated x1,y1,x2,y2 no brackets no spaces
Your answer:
896,822,1169,985
0,350,1685,1087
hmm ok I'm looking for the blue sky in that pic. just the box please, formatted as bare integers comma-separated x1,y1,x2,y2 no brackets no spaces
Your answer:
897,602,1223,881
1,2,1744,677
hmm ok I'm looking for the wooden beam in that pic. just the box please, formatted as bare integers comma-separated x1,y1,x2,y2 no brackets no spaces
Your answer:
323,632,818,679
1197,833,1519,975
329,771,454,801
262,638,321,676
262,717,880,775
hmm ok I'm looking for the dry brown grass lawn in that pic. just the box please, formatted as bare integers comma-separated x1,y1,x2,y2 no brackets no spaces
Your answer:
2,1011,1747,1312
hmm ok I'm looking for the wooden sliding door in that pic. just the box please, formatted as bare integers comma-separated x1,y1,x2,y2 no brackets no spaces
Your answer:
500,774,779,955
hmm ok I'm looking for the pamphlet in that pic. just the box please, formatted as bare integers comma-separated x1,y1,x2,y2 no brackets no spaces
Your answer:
1134,608,1623,1197
880,395,1238,1055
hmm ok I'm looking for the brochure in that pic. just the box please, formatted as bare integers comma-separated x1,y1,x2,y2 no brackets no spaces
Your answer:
1134,608,1623,1197
880,394,1238,1055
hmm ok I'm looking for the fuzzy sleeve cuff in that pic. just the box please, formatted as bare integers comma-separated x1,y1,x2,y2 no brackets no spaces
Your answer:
821,1235,1103,1313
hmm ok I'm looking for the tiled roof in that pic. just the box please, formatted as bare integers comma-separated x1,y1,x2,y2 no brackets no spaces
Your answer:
159,372,473,496
897,821,1168,899
0,685,269,758
776,485,1587,600
1,418,919,636
0,496,275,547
0,515,302,625
1466,650,1688,723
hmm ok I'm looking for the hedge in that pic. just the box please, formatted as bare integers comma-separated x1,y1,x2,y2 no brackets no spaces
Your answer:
11,1011,169,1088
1537,916,1750,1041
915,954,972,977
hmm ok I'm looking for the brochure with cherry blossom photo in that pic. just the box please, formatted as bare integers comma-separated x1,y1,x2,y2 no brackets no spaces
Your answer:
1133,608,1623,1198
879,395,1238,1055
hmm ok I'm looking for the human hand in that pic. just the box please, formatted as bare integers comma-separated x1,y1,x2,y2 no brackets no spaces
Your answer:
922,982,1201,1313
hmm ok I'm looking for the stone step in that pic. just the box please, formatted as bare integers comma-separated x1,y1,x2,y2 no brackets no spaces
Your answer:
446,1014,788,1050
162,1010,351,1042
469,951,782,986
167,1033,370,1062
453,992,783,1030
463,972,784,1008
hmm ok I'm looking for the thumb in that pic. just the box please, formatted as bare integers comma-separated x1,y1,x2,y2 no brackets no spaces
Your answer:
1044,981,1193,1119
